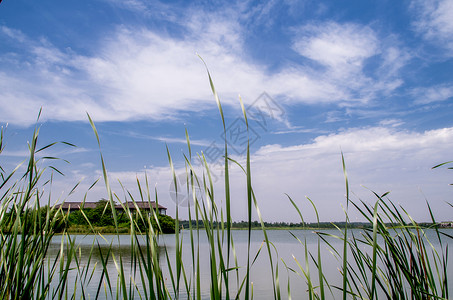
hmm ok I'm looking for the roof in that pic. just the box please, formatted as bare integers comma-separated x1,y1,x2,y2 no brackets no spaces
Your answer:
118,201,167,210
56,202,98,210
55,201,167,211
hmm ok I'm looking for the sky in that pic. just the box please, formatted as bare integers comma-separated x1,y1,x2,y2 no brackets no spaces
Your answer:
1,0,453,223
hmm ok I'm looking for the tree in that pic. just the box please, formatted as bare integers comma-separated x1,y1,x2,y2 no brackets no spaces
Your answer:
68,200,114,227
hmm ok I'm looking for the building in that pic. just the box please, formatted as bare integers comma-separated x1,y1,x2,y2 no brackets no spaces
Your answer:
56,200,167,215
56,201,98,212
439,221,453,228
118,201,167,215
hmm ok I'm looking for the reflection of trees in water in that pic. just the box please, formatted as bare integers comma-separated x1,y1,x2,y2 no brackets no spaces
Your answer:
46,236,169,297
48,237,167,265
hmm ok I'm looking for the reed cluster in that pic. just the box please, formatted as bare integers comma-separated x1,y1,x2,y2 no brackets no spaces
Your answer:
0,74,451,299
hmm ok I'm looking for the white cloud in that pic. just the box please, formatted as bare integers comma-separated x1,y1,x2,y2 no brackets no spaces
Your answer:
1,14,410,126
378,45,411,79
293,22,379,70
59,126,453,223
107,0,148,12
272,127,318,135
1,26,27,43
291,22,408,104
1,149,31,158
124,131,211,147
412,84,453,104
411,0,453,52
230,126,453,222
378,119,404,127
1,17,267,125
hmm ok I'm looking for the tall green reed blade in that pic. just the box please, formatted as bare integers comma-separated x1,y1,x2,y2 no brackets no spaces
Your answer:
286,195,314,298
348,192,453,299
229,157,280,299
0,114,77,299
402,204,448,298
306,196,326,299
149,173,176,298
289,232,314,300
349,190,389,299
186,149,229,300
280,258,292,300
145,186,170,298
167,144,183,298
182,164,197,299
182,152,202,300
88,113,135,299
199,56,232,293
198,152,223,300
288,194,332,297
0,124,4,155
0,127,23,192
56,234,77,300
426,200,449,299
340,151,349,300
94,240,114,299
239,94,254,300
369,193,382,300
87,113,119,234
433,161,453,185
286,195,333,298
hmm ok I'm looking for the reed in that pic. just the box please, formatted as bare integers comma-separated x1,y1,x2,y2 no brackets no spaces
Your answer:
0,74,451,299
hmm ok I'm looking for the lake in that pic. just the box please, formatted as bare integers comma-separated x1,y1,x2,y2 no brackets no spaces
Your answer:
47,229,452,299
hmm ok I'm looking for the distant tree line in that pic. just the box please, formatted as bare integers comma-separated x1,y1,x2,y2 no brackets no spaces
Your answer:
179,220,439,230
1,206,66,234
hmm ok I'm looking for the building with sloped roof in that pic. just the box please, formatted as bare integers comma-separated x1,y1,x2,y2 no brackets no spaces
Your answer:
56,200,167,215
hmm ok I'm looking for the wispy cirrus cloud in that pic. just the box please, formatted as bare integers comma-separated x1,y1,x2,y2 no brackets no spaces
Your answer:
411,0,453,53
0,7,412,127
104,0,148,12
412,84,453,105
1,146,90,159
124,131,211,147
293,22,379,70
378,119,404,127
291,22,409,104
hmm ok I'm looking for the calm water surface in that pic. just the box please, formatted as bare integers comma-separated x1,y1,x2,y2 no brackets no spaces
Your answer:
47,229,452,299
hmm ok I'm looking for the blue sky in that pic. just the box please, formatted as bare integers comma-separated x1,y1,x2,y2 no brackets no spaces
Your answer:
1,0,453,222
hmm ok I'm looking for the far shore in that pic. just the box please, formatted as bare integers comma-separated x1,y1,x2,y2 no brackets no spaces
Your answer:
58,221,448,235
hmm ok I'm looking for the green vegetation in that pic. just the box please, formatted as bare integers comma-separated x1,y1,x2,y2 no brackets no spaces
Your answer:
65,200,176,234
0,199,176,235
0,74,451,299
67,200,118,227
1,205,67,234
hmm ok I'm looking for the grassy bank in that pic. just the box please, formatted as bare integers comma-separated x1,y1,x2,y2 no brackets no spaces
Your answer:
65,224,130,234
1,75,452,299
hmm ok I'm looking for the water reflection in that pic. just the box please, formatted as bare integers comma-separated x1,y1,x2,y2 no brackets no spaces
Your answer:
48,234,166,266
46,229,452,299
47,234,168,299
